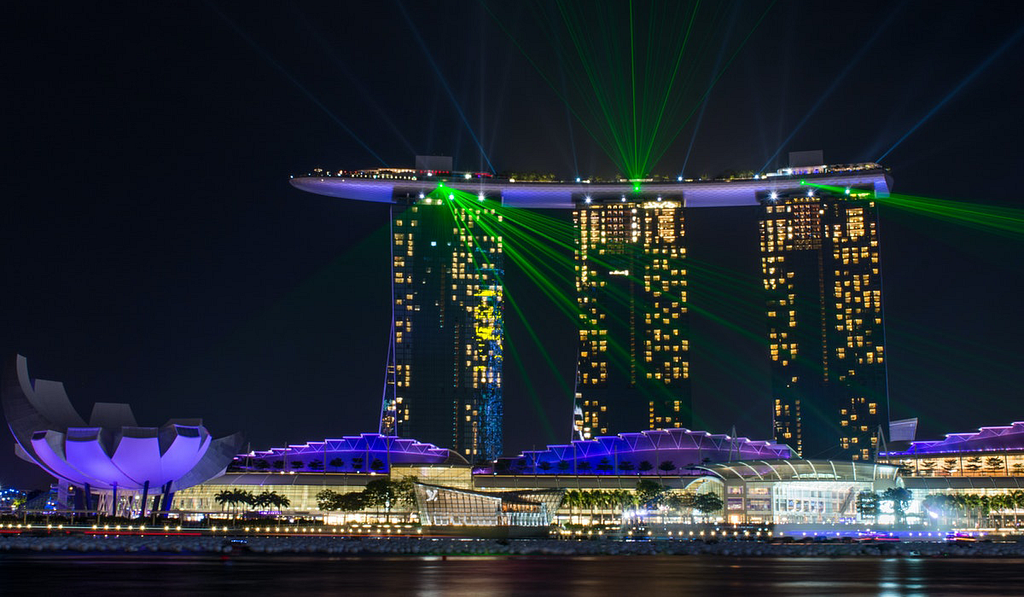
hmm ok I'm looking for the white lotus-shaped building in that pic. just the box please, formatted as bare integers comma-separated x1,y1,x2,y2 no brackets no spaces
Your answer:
2,355,242,512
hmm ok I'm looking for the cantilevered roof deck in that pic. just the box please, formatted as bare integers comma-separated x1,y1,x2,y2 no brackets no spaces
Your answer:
291,166,893,209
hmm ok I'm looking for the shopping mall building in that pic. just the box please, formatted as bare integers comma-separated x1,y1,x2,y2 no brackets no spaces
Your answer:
173,427,901,528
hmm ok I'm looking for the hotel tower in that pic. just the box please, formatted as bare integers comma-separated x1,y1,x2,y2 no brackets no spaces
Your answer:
758,186,888,459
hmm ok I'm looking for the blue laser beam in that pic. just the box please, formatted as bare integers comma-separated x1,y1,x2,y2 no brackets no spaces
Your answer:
297,11,417,157
759,2,905,173
207,2,388,166
395,0,496,173
876,22,1024,163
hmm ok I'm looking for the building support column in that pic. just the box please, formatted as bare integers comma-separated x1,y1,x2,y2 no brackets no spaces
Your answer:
139,480,150,518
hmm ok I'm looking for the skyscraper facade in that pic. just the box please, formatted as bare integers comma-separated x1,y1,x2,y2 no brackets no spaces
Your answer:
573,196,691,439
292,160,893,461
759,187,887,460
389,198,504,462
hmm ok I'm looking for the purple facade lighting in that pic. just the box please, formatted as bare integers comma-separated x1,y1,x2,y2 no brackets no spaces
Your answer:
490,428,792,475
290,166,892,209
881,422,1024,457
234,433,464,473
2,355,243,494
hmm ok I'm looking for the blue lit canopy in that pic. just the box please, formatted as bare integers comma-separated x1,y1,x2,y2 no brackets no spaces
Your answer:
491,427,792,475
235,433,467,473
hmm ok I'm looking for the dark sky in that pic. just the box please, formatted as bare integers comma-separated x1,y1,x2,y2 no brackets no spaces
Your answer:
3,1,1022,488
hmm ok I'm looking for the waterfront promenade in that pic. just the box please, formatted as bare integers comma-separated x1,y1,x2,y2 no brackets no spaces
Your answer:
3,534,1024,557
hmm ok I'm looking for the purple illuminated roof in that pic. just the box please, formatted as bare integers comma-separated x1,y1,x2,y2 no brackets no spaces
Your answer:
491,428,792,475
881,422,1024,457
2,355,243,492
235,433,465,473
291,167,893,209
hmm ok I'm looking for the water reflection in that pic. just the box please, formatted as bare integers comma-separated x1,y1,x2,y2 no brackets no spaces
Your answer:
1,555,1022,596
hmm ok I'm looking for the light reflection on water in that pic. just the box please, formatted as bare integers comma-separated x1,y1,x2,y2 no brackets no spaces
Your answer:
1,554,1022,596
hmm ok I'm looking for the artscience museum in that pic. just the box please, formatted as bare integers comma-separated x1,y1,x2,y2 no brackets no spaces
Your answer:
2,355,242,516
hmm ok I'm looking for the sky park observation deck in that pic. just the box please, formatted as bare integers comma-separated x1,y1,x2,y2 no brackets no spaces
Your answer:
290,161,892,208
291,156,893,467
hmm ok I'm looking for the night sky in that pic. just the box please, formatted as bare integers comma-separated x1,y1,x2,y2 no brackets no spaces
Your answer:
4,1,1022,488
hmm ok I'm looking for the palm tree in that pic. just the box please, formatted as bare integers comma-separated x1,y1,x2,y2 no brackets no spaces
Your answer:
308,459,324,471
980,495,993,527
618,460,635,474
370,458,386,472
950,493,969,526
563,490,581,525
579,490,594,525
963,494,981,527
232,489,255,517
351,457,364,472
984,457,1005,476
577,460,592,473
556,460,570,473
658,461,676,475
991,494,1010,527
1009,490,1024,528
252,491,270,511
214,490,233,514
638,461,654,474
252,491,288,515
254,459,270,470
538,461,552,473
290,460,304,470
329,458,344,471
590,490,605,524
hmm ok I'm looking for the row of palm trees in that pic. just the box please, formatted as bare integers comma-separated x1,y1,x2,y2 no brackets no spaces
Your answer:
561,486,724,525
922,490,1024,528
214,489,291,517
901,456,1024,477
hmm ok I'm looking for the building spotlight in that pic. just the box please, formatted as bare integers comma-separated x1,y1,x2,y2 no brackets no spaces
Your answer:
584,196,592,204
845,187,851,195
478,194,485,201
769,191,778,200
677,176,683,182
448,194,454,200
807,189,814,197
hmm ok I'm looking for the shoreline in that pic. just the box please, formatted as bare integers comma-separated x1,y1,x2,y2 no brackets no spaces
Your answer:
3,536,1024,558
